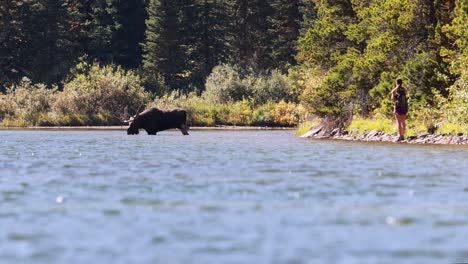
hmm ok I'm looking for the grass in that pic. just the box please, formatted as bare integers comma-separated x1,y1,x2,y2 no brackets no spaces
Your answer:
295,119,321,136
346,115,468,137
437,122,468,135
347,115,395,135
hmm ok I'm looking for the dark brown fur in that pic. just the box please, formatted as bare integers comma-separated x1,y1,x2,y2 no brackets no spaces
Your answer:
127,108,189,135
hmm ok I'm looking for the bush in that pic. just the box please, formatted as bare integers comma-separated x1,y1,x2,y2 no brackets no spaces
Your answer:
204,64,296,105
150,92,219,126
50,62,151,125
227,100,254,125
149,92,305,127
0,77,56,126
0,62,308,127
251,70,293,105
268,101,303,126
444,63,468,124
204,64,252,103
0,62,152,126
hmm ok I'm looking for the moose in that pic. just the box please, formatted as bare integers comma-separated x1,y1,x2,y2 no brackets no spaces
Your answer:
125,107,189,135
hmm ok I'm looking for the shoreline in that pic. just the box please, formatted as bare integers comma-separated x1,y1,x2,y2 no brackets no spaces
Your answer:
301,127,468,145
0,126,295,131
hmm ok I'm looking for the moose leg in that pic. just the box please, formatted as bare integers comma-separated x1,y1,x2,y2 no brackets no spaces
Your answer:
145,128,157,135
180,124,189,135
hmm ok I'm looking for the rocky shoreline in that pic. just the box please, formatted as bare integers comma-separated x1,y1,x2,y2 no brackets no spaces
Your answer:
301,126,468,145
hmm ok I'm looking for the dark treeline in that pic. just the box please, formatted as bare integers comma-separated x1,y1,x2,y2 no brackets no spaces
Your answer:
0,0,146,87
0,0,304,93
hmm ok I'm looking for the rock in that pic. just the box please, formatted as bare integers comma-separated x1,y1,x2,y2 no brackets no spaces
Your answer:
302,124,467,145
330,128,341,136
342,135,353,140
301,126,322,138
382,134,393,142
367,129,378,139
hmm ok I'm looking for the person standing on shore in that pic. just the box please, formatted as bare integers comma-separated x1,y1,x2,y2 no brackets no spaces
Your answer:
391,78,408,141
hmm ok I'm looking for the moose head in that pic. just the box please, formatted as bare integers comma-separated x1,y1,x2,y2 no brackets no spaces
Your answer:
124,106,144,135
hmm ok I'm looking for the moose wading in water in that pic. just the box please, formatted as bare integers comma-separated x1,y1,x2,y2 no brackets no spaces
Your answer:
391,78,408,142
125,108,189,135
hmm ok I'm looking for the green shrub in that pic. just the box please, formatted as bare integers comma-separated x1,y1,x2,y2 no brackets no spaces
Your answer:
443,63,468,125
0,77,56,126
51,62,151,125
204,64,296,105
252,70,293,105
149,91,305,127
204,64,252,103
437,122,468,135
268,101,303,126
0,62,152,126
0,62,307,127
227,100,253,125
252,102,276,125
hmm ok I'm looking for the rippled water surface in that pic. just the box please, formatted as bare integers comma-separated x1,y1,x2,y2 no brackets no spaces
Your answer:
1,130,468,264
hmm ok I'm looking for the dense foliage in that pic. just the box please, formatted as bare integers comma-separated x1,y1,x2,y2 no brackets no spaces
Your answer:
0,62,304,126
297,0,467,133
0,62,149,126
0,0,467,132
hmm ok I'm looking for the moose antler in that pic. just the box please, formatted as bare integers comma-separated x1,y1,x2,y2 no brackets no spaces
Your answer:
134,105,145,117
129,104,142,115
124,104,145,124
122,106,131,124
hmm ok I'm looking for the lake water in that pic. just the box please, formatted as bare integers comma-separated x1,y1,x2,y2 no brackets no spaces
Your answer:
1,130,468,264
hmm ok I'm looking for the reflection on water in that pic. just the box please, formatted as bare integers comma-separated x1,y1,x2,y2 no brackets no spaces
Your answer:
1,130,468,263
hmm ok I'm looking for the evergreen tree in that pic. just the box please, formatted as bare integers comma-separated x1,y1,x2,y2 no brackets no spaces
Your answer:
0,0,80,86
298,0,357,117
85,0,146,68
298,0,355,69
228,0,274,72
0,1,26,87
142,0,186,92
85,0,114,63
186,0,230,89
268,0,302,71
107,0,146,68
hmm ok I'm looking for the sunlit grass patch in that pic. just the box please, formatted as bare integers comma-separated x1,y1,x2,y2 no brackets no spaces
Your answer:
295,121,314,136
347,115,395,134
437,122,468,135
295,118,322,136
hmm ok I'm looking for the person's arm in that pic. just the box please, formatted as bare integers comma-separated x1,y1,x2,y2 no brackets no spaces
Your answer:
390,88,398,100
